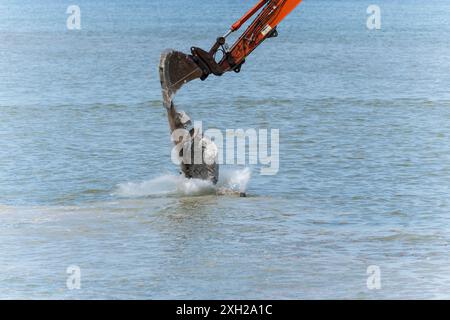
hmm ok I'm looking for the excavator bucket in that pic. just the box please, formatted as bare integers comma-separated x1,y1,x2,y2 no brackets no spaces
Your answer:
159,50,204,103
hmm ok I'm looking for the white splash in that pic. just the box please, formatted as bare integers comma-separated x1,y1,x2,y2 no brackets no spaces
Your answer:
114,167,251,198
216,167,251,195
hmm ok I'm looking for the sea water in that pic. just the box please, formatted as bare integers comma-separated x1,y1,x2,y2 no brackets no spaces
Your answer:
1,0,450,299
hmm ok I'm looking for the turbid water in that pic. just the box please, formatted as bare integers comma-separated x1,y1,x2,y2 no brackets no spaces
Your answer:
1,0,450,299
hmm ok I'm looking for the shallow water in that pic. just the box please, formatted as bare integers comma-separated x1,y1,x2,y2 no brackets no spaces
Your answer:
1,0,450,299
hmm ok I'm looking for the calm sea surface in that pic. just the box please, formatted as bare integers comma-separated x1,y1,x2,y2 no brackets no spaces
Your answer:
1,0,450,299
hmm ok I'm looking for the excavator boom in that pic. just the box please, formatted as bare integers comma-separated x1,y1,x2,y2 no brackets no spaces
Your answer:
160,0,303,98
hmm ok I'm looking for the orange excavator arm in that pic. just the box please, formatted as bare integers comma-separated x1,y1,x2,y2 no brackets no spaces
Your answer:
222,0,303,73
192,0,303,77
231,0,268,32
159,0,303,96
